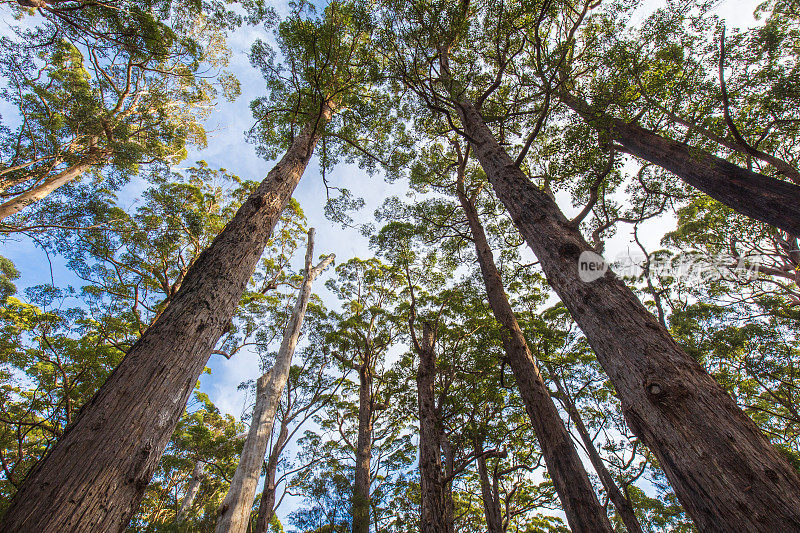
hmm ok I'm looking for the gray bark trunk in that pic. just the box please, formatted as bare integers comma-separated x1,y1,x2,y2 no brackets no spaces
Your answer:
0,160,93,221
415,323,453,533
560,93,800,236
456,179,614,533
352,363,373,533
550,375,643,533
176,461,205,522
216,229,333,533
253,417,289,533
454,97,800,532
0,102,334,533
474,441,503,533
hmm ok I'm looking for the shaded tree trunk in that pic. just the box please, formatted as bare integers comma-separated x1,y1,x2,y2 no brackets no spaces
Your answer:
474,440,503,533
253,417,289,533
560,93,800,236
217,229,334,533
415,322,453,533
352,362,373,533
0,102,334,533
549,373,643,533
453,95,800,532
456,175,614,533
176,461,205,523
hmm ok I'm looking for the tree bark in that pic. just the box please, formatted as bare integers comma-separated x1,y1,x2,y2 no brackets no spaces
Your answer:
550,374,643,533
253,417,289,533
0,102,334,533
415,322,453,533
559,92,800,236
352,362,373,533
454,96,800,532
216,229,334,533
0,160,93,221
176,461,205,523
474,441,503,533
456,177,614,533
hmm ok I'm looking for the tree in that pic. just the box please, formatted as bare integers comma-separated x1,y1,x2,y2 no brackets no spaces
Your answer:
0,3,387,530
215,229,333,533
0,0,237,224
323,257,407,533
377,0,800,529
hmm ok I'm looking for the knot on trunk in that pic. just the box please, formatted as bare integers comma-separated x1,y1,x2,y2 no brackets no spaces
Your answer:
644,378,688,408
251,194,268,209
559,241,582,260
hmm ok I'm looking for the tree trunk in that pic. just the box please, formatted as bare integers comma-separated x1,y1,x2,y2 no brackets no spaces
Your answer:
253,417,289,533
0,102,334,533
550,374,643,533
0,160,93,221
415,322,452,533
352,363,373,533
560,93,800,236
456,178,614,533
176,461,205,523
474,441,503,533
454,97,800,532
216,229,334,533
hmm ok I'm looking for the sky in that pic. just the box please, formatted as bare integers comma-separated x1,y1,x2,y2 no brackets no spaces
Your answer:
0,0,764,528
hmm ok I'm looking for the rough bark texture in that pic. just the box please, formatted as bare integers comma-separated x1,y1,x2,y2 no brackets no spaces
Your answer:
176,462,205,522
253,418,289,533
352,363,373,533
455,97,800,532
216,229,333,533
0,160,92,221
474,441,503,533
415,323,454,533
560,93,800,236
551,376,643,533
456,181,614,533
0,103,333,533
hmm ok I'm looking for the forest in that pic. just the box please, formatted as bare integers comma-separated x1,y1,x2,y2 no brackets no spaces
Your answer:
0,0,799,531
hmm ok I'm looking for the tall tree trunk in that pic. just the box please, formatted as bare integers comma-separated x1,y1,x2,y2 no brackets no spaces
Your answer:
352,362,373,533
453,96,800,532
456,177,614,533
559,93,800,236
253,418,290,533
549,373,643,533
217,229,334,533
176,461,205,523
415,322,452,533
0,160,93,221
440,436,455,530
474,440,503,533
0,102,334,533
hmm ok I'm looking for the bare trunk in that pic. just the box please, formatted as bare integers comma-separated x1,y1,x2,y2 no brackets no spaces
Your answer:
0,103,334,533
0,161,92,221
176,462,205,522
216,229,333,533
474,441,502,533
253,418,289,533
352,364,373,533
415,323,452,533
456,179,614,533
550,376,643,533
455,97,800,532
560,93,800,236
